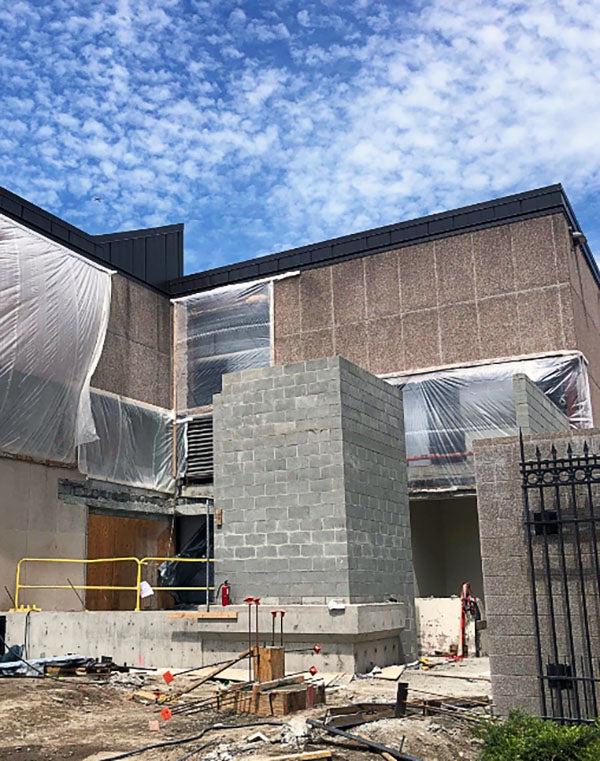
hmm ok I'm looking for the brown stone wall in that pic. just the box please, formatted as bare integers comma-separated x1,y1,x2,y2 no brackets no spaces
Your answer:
474,429,600,717
274,214,578,377
92,274,172,408
561,215,600,420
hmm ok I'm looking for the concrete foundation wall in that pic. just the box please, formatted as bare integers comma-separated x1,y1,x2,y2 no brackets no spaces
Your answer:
0,456,87,611
415,597,484,656
513,373,570,434
474,429,600,716
5,602,407,674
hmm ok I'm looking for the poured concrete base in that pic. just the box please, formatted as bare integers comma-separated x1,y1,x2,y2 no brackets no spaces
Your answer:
5,602,409,675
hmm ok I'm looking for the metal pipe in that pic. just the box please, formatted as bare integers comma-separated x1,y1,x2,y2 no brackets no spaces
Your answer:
244,596,254,682
306,719,421,761
254,598,261,678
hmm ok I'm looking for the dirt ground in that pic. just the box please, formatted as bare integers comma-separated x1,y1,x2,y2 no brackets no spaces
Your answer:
0,658,491,761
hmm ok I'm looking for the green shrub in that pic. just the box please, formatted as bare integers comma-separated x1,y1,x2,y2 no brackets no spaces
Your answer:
476,710,600,760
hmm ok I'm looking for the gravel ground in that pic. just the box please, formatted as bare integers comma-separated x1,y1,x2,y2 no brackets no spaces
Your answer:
0,659,491,761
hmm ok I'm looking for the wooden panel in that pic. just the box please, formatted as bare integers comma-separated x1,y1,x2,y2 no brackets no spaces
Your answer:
257,646,285,683
86,513,174,610
168,611,238,620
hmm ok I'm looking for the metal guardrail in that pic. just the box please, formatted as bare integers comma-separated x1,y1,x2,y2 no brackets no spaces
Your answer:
14,556,215,612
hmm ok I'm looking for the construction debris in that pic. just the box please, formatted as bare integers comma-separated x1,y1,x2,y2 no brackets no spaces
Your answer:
256,752,332,761
307,718,421,761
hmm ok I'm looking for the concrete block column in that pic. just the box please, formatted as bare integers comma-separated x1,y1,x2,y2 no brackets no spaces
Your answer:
213,356,416,661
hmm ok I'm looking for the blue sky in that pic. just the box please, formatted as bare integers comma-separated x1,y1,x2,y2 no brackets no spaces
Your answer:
1,0,600,275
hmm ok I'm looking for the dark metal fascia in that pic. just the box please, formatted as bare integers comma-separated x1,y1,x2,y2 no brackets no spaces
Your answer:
168,184,578,296
0,185,179,295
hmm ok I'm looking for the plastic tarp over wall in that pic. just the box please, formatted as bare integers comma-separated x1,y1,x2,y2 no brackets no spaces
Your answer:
174,280,271,410
0,214,111,463
388,353,592,492
79,390,185,494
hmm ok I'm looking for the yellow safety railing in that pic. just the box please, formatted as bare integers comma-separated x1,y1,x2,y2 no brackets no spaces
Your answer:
14,556,215,612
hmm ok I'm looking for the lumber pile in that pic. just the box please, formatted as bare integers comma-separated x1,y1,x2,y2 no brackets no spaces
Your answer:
229,677,326,717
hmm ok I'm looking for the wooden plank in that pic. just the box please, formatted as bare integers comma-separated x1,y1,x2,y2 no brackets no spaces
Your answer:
232,683,325,717
374,665,406,681
167,610,238,621
253,674,305,692
176,649,251,697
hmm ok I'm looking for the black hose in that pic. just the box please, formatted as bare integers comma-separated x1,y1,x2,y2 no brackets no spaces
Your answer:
100,720,284,760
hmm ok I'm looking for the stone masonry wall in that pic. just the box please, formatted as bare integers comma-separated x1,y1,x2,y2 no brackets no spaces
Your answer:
92,273,171,408
213,357,414,621
474,429,600,717
274,215,579,376
512,373,570,435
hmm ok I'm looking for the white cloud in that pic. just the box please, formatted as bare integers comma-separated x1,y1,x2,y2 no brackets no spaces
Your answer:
1,0,600,271
297,10,310,27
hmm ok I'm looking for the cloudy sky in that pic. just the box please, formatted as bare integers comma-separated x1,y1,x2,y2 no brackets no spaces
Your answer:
1,0,600,274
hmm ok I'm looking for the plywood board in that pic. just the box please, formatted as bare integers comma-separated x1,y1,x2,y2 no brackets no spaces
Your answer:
86,513,173,610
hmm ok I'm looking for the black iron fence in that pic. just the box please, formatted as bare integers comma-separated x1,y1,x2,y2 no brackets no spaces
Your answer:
520,434,600,723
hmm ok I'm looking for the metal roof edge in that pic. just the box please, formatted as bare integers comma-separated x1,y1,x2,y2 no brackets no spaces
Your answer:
168,183,573,296
0,184,182,293
93,223,184,241
558,185,600,287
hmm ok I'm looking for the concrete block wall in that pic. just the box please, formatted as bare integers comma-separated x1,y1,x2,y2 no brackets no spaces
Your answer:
213,357,347,603
512,373,570,435
474,429,600,716
339,362,414,604
213,357,414,642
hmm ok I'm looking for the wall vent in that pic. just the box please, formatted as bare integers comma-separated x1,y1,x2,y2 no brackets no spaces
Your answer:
186,415,213,482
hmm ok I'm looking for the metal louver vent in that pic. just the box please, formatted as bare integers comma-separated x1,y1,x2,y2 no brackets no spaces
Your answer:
186,415,213,482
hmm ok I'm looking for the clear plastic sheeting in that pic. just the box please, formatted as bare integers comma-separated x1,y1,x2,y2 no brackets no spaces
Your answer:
0,214,111,463
388,353,592,492
79,389,184,493
174,280,271,410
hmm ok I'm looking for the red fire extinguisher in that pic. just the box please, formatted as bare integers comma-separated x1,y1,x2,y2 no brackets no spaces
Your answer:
218,580,231,607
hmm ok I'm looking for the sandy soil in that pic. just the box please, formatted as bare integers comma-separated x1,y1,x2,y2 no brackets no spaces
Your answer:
0,659,491,761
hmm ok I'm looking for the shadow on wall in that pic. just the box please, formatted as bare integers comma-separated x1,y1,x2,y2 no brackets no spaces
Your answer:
410,495,484,600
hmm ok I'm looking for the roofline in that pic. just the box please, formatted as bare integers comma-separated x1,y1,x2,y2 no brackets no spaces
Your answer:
93,223,184,242
3,182,596,299
168,183,598,296
0,184,183,293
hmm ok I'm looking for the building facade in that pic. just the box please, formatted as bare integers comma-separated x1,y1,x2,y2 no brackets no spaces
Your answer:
1,183,598,648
